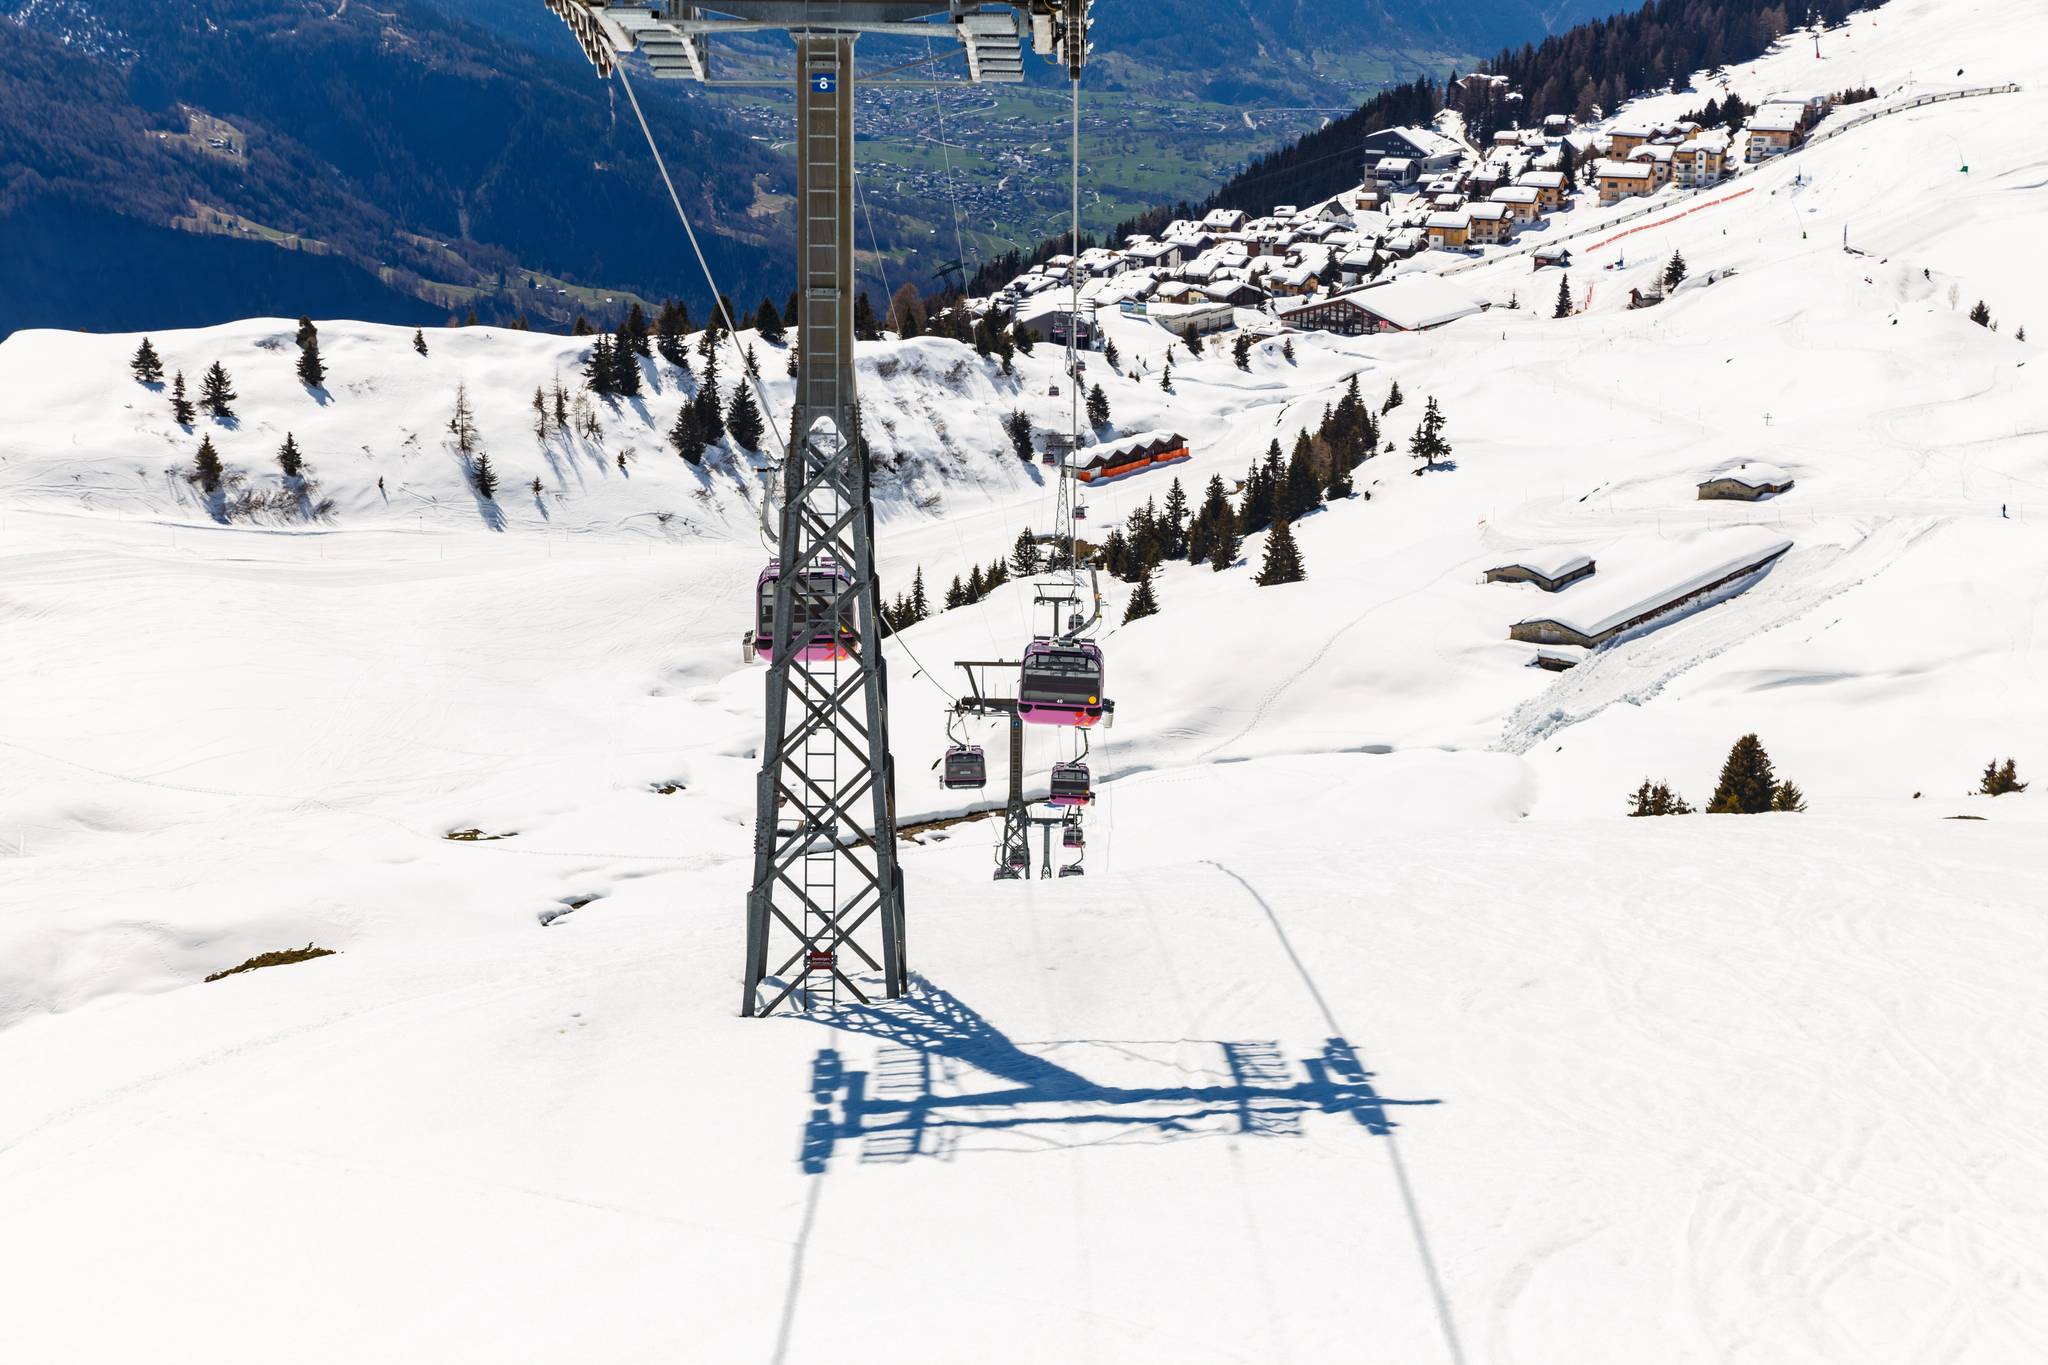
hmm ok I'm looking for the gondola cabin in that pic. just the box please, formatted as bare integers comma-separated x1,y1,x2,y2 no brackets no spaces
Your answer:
942,745,987,790
1048,761,1093,807
1057,863,1085,878
1062,822,1084,848
1017,639,1107,727
751,558,858,663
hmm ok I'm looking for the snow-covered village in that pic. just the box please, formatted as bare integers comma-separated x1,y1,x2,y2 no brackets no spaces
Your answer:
1,0,2045,1360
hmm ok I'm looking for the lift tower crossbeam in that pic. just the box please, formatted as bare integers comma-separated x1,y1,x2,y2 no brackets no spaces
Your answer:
542,0,1089,1014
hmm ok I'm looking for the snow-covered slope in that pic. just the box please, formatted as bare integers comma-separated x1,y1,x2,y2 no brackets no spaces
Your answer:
2,0,2046,1359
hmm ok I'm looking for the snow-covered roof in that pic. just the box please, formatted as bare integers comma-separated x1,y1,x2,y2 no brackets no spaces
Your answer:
1494,549,1595,579
1077,430,1186,467
1704,461,1794,488
1467,202,1511,221
1596,161,1656,180
1288,275,1483,331
1424,212,1470,230
1517,170,1566,189
1515,528,1792,639
1749,105,1805,133
1491,186,1541,204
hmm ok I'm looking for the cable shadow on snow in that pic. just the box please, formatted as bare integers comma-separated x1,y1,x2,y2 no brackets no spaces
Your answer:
796,979,1437,1174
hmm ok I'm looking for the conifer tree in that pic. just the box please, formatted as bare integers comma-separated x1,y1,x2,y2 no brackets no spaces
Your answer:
1554,274,1573,318
532,386,550,442
727,381,764,451
1123,563,1160,622
448,382,481,457
200,361,238,421
1408,396,1451,472
1626,780,1693,816
130,338,164,385
1103,338,1121,372
531,476,545,498
472,450,498,500
571,315,595,337
295,315,317,349
1324,442,1355,501
1770,782,1807,812
656,300,692,368
911,567,931,621
1979,758,2028,796
194,434,224,492
945,574,967,609
966,563,986,602
1086,383,1110,429
1281,439,1320,520
1162,477,1189,559
1181,325,1204,357
754,296,787,343
585,334,617,396
169,371,196,426
1707,734,1780,814
1187,474,1230,565
695,349,726,445
620,303,653,358
1281,338,1295,364
1255,518,1306,586
413,328,429,356
853,290,881,341
1969,300,1992,327
610,331,643,397
1232,333,1252,371
668,402,707,464
296,331,326,388
1013,325,1033,356
1011,527,1041,576
552,380,570,432
1208,515,1241,572
1004,410,1034,463
1382,379,1403,414
884,283,922,340
276,432,304,478
1663,249,1688,291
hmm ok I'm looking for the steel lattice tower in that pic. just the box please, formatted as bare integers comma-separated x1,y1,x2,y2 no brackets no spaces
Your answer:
541,0,1090,1013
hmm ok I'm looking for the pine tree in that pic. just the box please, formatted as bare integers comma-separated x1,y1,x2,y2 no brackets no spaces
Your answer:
1324,443,1355,501
1663,249,1688,291
531,476,544,498
1255,518,1305,586
1969,300,1992,327
1162,477,1189,559
1554,274,1573,318
610,331,643,397
571,315,595,337
1770,782,1808,812
1408,396,1451,472
1103,338,1121,372
1281,338,1295,364
276,432,304,478
620,303,653,358
1086,383,1110,429
130,338,164,385
448,382,481,457
532,386,550,442
754,296,787,344
853,290,881,341
1382,380,1403,414
193,435,224,493
945,574,967,609
695,350,726,445
1123,563,1160,622
1707,734,1779,814
1280,440,1320,520
413,328,429,356
296,332,326,388
199,361,238,421
1209,515,1241,572
1181,325,1204,357
472,450,498,500
585,334,617,396
656,300,692,368
1011,527,1041,575
1626,780,1694,816
552,380,570,432
1979,758,2028,796
1013,325,1034,356
910,568,930,621
295,315,317,349
1232,333,1252,371
1004,410,1034,463
1160,358,1172,391
668,403,707,464
169,371,196,426
966,563,986,602
727,382,764,451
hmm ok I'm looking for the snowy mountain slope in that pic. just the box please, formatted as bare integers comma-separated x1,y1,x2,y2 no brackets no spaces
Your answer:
3,0,2048,1358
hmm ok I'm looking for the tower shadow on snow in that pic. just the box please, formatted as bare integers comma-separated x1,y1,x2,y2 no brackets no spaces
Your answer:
796,979,1438,1173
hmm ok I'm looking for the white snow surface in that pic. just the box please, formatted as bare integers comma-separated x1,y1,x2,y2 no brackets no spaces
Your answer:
4,1,2048,1359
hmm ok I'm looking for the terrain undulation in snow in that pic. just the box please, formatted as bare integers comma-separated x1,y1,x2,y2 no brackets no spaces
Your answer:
2,0,2046,1359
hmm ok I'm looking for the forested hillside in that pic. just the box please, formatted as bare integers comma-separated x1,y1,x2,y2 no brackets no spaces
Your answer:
0,0,782,335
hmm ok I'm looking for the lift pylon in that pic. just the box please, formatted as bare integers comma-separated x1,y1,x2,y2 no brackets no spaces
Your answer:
542,0,1088,1013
